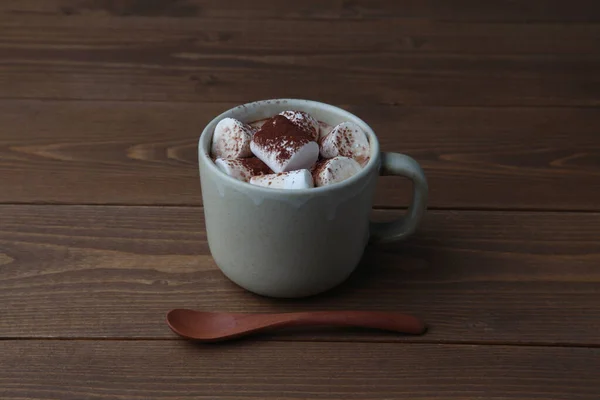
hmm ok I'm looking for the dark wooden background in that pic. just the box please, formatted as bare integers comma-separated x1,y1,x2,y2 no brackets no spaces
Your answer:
0,1,599,399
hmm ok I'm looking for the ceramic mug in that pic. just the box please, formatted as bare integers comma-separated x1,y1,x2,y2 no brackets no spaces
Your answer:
198,99,428,298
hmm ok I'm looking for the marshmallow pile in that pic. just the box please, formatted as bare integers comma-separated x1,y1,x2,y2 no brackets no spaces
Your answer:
211,110,370,190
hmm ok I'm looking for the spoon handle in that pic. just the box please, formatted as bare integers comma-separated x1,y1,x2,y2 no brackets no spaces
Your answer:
249,311,426,335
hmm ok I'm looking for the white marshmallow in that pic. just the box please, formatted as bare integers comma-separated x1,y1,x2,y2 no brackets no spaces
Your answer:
313,156,363,187
251,136,319,174
211,118,254,159
320,121,370,166
318,122,333,140
279,110,319,141
215,157,271,182
250,169,314,190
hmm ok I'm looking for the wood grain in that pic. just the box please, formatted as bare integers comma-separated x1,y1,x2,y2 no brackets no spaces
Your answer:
1,100,599,210
7,14,598,56
1,341,598,400
2,0,600,22
1,16,599,105
0,205,598,344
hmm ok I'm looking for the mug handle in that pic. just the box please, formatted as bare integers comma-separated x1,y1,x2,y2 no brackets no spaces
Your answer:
370,152,429,244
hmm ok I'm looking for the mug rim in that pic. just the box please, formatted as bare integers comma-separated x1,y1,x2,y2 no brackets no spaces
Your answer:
198,98,381,196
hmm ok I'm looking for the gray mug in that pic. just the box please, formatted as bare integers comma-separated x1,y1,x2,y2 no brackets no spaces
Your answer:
198,99,428,298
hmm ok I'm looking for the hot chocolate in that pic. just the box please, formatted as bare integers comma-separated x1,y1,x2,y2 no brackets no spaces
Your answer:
211,109,371,189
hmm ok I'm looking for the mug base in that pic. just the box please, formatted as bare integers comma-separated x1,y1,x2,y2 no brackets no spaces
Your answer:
215,262,357,299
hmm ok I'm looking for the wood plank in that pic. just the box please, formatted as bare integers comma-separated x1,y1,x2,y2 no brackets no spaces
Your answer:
1,100,599,210
0,205,598,344
1,17,599,106
2,0,600,22
2,55,597,107
1,341,598,400
7,14,599,56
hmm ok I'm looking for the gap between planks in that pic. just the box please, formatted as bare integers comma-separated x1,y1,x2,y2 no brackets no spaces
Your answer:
1,202,600,214
0,337,599,348
3,97,600,109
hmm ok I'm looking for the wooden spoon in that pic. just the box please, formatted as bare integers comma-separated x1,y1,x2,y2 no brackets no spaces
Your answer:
166,309,426,342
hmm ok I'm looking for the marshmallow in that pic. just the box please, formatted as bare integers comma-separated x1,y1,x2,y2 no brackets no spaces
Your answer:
215,157,271,182
319,122,333,140
250,169,314,190
211,118,254,159
320,122,370,166
279,110,319,141
313,156,363,187
251,115,319,173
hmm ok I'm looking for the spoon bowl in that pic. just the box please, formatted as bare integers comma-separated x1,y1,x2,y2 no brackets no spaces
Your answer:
167,309,427,342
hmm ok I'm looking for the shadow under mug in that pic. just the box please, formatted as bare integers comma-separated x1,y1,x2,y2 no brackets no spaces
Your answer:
198,99,428,298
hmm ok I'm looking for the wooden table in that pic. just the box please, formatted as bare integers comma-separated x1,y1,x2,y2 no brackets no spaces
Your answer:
1,1,599,399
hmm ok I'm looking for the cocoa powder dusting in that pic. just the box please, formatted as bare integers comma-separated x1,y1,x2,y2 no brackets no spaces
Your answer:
253,115,309,143
253,115,313,163
311,159,328,175
239,157,272,176
280,110,318,140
